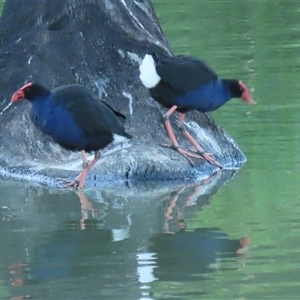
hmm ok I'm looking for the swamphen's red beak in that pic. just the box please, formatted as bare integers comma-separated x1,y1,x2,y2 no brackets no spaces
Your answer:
239,81,256,104
11,83,33,102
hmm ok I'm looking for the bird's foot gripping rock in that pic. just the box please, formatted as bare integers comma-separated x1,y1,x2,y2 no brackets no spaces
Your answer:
57,177,80,189
190,149,223,169
161,143,204,167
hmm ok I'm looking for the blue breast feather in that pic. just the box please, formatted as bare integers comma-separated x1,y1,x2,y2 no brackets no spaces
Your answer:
30,98,87,150
175,79,232,112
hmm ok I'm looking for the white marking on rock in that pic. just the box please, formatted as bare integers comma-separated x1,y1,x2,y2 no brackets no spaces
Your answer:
36,16,43,26
118,49,125,58
139,54,161,88
121,0,146,30
184,120,221,153
122,91,133,115
15,38,22,43
0,102,12,116
94,78,109,98
132,0,147,13
120,0,160,44
127,51,141,64
28,55,33,65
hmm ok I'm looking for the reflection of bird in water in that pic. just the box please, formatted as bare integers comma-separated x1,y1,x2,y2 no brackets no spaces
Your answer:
149,228,250,282
75,190,99,230
9,227,128,285
161,171,221,234
7,191,131,291
154,172,250,282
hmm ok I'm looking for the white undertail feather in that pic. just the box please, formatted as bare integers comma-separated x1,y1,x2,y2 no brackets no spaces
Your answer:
139,54,161,88
112,133,130,145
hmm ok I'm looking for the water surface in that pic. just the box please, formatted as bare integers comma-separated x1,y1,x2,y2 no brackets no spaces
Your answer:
1,1,300,299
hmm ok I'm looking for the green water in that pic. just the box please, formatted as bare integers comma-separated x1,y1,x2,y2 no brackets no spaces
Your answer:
1,1,300,299
153,1,300,298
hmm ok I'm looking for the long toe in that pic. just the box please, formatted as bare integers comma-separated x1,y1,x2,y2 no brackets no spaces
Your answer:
161,144,205,166
177,148,197,166
201,152,223,168
57,178,80,189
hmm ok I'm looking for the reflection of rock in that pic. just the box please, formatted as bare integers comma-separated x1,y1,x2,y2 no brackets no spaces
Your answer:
0,169,248,298
0,0,246,186
0,169,237,232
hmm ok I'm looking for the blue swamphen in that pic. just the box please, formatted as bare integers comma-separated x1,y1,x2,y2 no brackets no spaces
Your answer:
11,83,132,188
139,54,255,167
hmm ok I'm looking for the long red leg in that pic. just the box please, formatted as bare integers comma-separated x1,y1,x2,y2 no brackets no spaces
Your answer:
178,113,222,168
80,150,88,168
76,151,101,188
60,151,101,189
162,106,203,166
